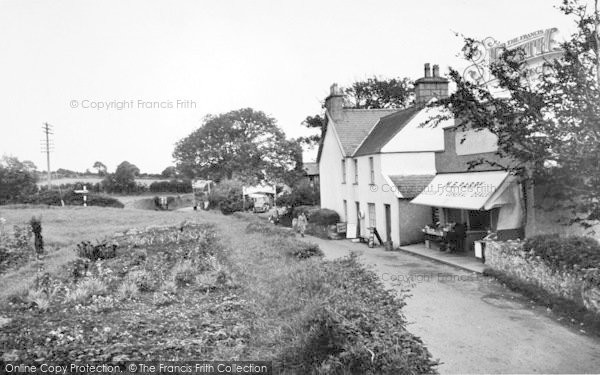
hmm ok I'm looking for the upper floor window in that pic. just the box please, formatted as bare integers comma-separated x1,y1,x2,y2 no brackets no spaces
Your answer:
353,159,358,184
369,157,374,184
341,159,346,183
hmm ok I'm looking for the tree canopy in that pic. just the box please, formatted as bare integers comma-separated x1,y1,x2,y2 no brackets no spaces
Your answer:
173,108,303,185
0,156,38,204
429,0,600,226
300,76,414,148
93,161,107,176
102,161,140,194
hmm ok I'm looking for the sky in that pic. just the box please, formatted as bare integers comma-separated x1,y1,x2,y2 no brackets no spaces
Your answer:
0,0,585,174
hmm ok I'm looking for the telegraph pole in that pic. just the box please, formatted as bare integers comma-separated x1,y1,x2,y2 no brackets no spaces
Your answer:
41,122,54,190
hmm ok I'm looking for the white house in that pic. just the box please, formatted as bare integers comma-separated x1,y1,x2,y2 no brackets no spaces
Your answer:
318,63,454,246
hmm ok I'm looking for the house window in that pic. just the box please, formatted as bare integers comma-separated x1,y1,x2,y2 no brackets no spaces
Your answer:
341,159,346,183
354,159,358,184
369,157,374,184
343,200,348,222
368,203,376,227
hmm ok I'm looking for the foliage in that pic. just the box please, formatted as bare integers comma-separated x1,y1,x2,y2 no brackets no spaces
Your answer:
523,234,600,271
92,161,107,176
283,240,323,259
75,240,118,261
428,0,600,227
277,255,437,373
298,114,327,148
276,180,320,207
345,76,414,109
173,108,303,184
0,156,38,204
308,208,340,226
161,166,177,179
149,179,192,193
0,223,32,273
101,161,142,194
17,190,124,208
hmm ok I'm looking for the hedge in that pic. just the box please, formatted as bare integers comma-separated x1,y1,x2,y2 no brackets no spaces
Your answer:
523,234,600,271
14,190,124,208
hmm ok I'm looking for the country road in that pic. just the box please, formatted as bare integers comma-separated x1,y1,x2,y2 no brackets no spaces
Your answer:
299,235,600,374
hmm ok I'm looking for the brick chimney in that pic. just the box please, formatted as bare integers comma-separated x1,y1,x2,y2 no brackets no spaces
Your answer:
414,63,448,106
325,83,344,122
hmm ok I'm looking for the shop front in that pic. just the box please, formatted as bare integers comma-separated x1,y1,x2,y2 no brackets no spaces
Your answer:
411,170,524,256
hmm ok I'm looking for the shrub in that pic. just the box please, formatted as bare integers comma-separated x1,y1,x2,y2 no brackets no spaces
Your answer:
172,261,196,287
283,241,323,259
76,241,118,261
309,208,340,226
129,269,157,292
246,221,294,237
66,277,107,304
276,180,320,207
117,278,139,300
523,234,600,271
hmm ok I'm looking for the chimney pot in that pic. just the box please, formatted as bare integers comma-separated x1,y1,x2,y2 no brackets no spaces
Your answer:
433,64,440,77
424,63,431,78
330,83,339,95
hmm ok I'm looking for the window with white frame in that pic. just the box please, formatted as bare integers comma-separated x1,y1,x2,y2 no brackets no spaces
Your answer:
368,203,376,227
343,200,347,222
341,159,346,183
369,157,374,184
354,159,358,184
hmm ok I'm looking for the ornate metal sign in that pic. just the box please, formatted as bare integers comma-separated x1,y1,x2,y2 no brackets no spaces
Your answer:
463,28,563,88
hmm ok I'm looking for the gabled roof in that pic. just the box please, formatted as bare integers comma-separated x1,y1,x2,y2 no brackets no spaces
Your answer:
353,106,421,157
331,108,398,156
388,174,435,198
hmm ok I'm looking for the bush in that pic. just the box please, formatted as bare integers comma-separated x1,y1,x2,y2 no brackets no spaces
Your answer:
309,208,340,226
283,241,323,259
65,277,107,304
278,255,438,374
523,234,600,271
172,261,196,287
76,241,118,261
277,180,320,207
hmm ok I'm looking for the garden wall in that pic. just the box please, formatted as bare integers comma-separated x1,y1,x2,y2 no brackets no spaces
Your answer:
485,240,600,315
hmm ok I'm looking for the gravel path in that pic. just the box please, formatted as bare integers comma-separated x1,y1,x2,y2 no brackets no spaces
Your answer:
300,235,600,374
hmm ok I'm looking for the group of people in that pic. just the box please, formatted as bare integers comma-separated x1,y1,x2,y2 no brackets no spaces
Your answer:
268,209,308,237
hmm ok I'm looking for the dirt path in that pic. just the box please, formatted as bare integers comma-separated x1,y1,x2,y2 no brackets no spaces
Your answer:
300,235,600,374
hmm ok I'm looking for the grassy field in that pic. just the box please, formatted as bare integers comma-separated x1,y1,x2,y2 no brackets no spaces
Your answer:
0,206,203,301
0,206,437,372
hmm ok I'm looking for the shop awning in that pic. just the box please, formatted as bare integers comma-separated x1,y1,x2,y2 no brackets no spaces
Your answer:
410,171,514,210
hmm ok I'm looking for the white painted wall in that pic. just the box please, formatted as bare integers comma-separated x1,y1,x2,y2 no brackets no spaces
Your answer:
381,105,453,153
319,121,345,216
380,152,436,176
455,129,499,155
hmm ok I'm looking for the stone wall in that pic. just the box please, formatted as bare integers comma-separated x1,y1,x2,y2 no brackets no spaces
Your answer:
485,240,600,314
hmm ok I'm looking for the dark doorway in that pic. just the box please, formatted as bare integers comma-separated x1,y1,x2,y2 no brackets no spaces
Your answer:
385,204,391,242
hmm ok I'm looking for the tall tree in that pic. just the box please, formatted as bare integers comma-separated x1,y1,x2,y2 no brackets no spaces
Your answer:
93,161,107,176
102,161,140,194
345,76,414,109
173,108,303,185
429,0,600,227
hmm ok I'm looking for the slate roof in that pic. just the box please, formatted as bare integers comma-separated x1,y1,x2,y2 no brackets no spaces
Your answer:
353,106,421,157
388,174,435,198
303,162,319,176
332,108,398,156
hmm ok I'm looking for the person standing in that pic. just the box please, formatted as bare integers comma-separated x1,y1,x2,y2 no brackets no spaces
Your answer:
297,212,308,237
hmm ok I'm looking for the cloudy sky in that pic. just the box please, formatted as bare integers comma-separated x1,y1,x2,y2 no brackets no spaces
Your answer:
0,0,583,173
